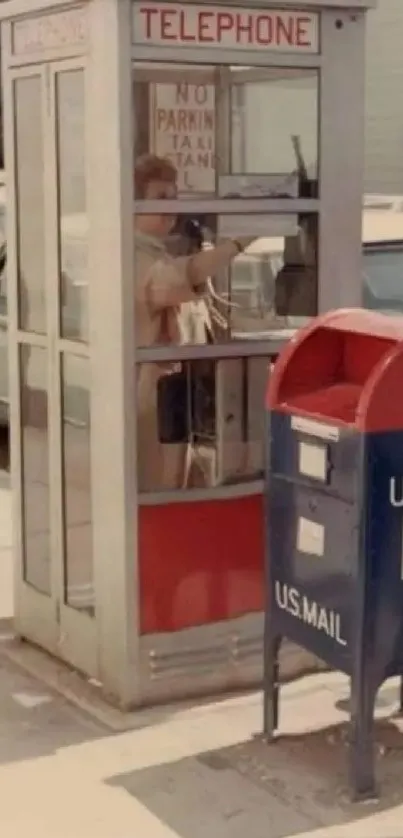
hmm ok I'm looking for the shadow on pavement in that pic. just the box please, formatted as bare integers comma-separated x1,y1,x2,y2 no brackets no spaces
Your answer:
107,713,403,838
0,654,112,765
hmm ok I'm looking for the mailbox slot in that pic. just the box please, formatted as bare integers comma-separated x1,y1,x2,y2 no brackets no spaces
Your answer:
273,326,395,426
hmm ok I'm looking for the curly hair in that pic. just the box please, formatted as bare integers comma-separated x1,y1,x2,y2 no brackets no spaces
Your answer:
134,153,177,199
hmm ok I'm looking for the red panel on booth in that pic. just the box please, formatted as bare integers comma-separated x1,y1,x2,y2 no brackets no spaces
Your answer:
138,495,265,634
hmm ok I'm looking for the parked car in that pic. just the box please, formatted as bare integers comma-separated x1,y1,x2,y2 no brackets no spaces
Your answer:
362,209,403,314
230,205,403,325
1,189,403,426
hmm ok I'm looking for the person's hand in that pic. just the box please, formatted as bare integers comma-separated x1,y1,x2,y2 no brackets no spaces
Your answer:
232,236,257,252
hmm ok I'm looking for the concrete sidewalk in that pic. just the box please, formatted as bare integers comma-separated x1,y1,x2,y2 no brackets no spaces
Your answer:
3,475,403,836
1,645,403,838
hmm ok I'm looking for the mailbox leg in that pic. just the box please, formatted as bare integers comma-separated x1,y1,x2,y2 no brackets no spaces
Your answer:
349,675,377,801
263,633,281,741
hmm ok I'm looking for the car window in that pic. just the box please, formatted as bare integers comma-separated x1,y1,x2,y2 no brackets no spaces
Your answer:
231,258,259,292
363,246,403,314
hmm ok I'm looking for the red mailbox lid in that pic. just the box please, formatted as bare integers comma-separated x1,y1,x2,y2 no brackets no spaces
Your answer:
315,308,403,340
267,309,403,432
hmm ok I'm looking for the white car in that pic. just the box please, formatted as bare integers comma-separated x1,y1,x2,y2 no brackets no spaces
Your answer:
1,191,403,425
229,203,403,327
362,207,403,314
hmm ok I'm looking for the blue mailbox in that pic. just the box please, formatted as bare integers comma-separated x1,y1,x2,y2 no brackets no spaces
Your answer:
264,308,403,801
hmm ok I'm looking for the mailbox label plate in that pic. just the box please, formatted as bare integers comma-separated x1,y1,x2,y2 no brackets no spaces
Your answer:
297,516,325,556
291,416,340,441
298,441,327,481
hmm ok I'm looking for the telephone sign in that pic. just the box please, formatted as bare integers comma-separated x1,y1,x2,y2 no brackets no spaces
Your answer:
133,3,319,53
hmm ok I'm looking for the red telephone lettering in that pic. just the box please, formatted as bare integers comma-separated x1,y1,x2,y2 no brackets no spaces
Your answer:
179,9,196,41
256,15,272,45
139,6,313,48
139,6,158,40
296,16,311,47
235,13,253,44
160,9,176,40
198,11,214,42
276,16,293,46
216,12,233,41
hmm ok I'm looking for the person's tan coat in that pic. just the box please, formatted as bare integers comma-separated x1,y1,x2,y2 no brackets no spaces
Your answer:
135,230,236,492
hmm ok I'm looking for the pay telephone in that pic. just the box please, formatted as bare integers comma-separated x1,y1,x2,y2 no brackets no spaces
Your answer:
275,136,318,317
157,356,266,486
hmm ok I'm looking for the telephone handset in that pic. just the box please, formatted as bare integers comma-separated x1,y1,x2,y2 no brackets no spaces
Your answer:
274,137,318,317
291,134,318,200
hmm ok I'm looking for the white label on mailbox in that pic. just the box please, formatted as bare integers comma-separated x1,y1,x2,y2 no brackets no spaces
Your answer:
299,441,327,482
297,517,325,557
291,416,340,442
132,4,319,53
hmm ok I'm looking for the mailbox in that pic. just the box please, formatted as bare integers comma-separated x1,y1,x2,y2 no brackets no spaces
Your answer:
264,308,403,800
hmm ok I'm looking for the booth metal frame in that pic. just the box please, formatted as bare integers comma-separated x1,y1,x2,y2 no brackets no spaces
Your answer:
0,0,374,707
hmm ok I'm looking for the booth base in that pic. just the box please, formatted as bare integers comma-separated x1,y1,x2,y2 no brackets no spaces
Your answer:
137,494,325,704
138,623,327,706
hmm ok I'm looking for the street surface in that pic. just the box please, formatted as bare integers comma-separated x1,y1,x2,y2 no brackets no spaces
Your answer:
1,456,403,836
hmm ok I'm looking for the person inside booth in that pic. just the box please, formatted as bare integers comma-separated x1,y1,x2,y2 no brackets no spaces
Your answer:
134,153,254,492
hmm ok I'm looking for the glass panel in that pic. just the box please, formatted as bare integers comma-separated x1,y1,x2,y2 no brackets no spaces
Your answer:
137,355,269,492
0,175,6,317
0,162,7,444
134,212,318,347
133,63,318,196
363,246,403,315
230,68,318,189
20,345,51,594
56,70,88,342
0,254,6,319
14,76,46,333
0,321,8,421
61,354,93,614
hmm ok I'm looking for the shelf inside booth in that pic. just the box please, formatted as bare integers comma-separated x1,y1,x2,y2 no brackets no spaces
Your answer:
275,327,396,426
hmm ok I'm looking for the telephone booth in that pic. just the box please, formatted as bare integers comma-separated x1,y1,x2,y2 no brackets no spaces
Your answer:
0,0,375,707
